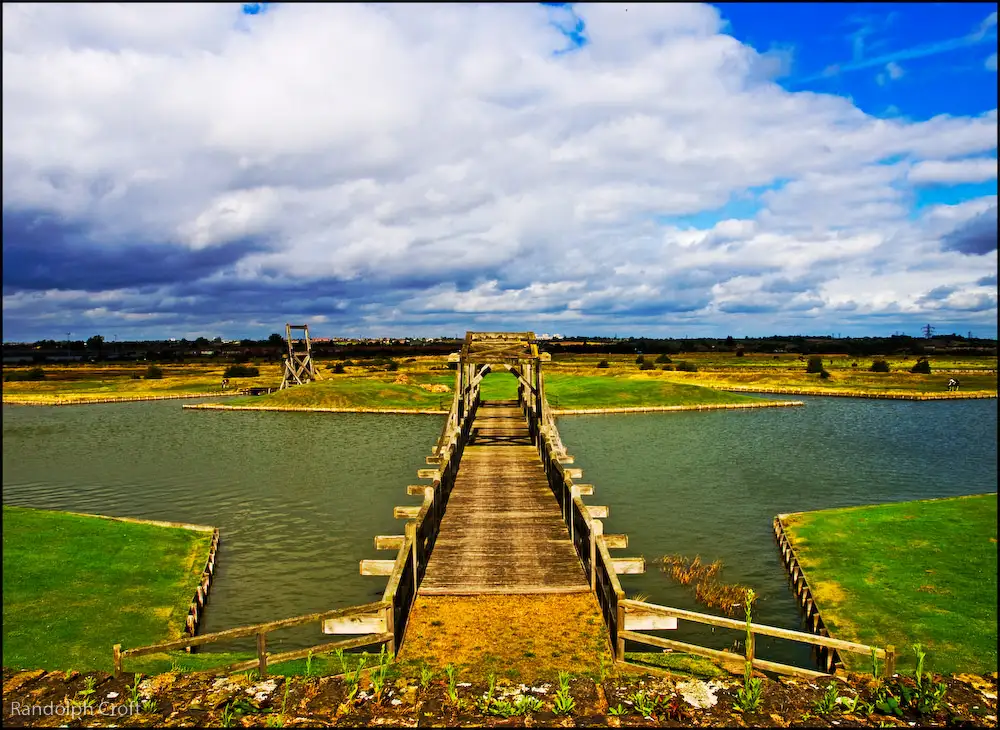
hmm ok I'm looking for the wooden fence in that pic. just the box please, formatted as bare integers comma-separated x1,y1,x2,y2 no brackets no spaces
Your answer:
617,599,895,680
113,602,393,678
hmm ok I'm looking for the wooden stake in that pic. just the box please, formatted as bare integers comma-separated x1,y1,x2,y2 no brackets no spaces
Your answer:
113,644,122,678
256,631,267,678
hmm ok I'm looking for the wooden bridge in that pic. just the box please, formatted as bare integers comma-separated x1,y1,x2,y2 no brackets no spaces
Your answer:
113,331,894,681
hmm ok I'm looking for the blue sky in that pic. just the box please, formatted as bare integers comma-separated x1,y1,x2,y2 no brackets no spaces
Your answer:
2,3,997,341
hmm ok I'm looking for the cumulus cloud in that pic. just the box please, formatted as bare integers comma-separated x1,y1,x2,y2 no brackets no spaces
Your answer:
909,158,998,184
2,2,998,339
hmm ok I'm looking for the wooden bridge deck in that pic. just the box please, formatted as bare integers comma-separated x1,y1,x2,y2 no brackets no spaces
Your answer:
419,400,590,595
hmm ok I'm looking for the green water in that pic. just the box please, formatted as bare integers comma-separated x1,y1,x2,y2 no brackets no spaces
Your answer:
3,395,996,667
556,395,997,664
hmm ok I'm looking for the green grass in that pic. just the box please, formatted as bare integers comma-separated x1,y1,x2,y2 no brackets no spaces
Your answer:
126,649,378,677
782,494,998,675
540,373,766,409
228,372,455,410
624,651,727,679
2,506,212,672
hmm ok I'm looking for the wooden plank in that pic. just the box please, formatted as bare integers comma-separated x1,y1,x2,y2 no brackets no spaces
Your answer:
394,506,421,519
407,485,428,495
374,535,404,550
603,534,628,549
587,505,609,519
575,484,594,496
417,469,441,480
425,455,440,465
564,468,583,480
122,601,389,656
623,611,678,631
557,456,575,465
360,560,395,576
618,600,885,657
613,557,645,574
322,613,388,634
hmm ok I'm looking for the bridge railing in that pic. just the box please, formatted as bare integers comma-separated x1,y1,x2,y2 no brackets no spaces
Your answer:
379,382,480,651
523,382,627,658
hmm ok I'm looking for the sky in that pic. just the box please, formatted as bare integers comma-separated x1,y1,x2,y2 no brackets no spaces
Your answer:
2,2,997,342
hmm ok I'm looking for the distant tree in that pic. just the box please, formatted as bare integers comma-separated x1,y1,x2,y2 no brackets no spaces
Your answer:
194,337,210,348
224,365,259,378
910,358,932,374
676,361,698,372
144,364,163,379
268,333,285,347
661,364,675,371
639,360,656,371
735,348,745,357
386,359,399,371
870,359,890,373
86,335,104,351
596,359,610,369
635,355,645,365
332,362,346,374
806,355,825,374
654,354,672,364
725,335,735,350
819,369,831,380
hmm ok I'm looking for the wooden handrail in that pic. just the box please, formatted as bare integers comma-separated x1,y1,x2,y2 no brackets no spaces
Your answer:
618,599,886,658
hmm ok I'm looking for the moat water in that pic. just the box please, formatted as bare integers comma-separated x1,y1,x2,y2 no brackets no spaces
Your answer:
3,393,995,666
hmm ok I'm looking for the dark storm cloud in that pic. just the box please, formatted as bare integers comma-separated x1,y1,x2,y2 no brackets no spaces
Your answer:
941,205,998,255
2,210,267,293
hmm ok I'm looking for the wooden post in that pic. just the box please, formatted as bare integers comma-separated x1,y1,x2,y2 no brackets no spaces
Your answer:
113,644,122,678
406,521,418,596
616,603,626,661
570,484,580,543
591,520,602,591
383,604,396,657
885,645,895,677
256,631,267,678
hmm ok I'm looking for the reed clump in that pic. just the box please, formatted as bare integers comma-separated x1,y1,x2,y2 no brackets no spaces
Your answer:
660,554,753,617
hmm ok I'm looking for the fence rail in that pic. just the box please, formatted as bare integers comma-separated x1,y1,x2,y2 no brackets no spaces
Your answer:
113,601,392,678
617,599,895,680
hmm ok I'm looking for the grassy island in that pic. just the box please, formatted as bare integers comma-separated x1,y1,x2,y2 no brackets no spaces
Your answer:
780,494,998,675
2,506,213,672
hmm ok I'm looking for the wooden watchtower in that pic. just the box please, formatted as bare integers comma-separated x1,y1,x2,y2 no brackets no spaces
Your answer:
280,324,319,390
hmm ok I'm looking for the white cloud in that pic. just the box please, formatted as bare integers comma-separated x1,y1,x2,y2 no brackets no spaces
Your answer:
909,158,998,184
987,52,998,72
2,2,998,338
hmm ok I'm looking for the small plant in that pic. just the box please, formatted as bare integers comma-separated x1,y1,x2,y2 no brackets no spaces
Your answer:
331,362,346,374
875,691,903,718
635,355,645,364
346,653,368,702
144,363,163,379
676,360,698,372
140,698,159,713
836,692,862,713
514,694,543,714
819,369,831,379
870,359,890,373
655,353,672,364
629,690,657,717
126,675,143,706
444,664,459,703
304,650,313,678
369,646,391,703
334,648,347,675
910,643,948,714
553,671,575,715
815,681,840,714
639,360,656,370
661,694,692,722
910,358,931,374
608,703,627,716
733,588,764,713
220,703,236,728
420,664,434,688
596,359,610,368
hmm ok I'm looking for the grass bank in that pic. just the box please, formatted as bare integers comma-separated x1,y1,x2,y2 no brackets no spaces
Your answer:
781,494,997,675
2,363,281,404
2,506,213,672
225,371,455,410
